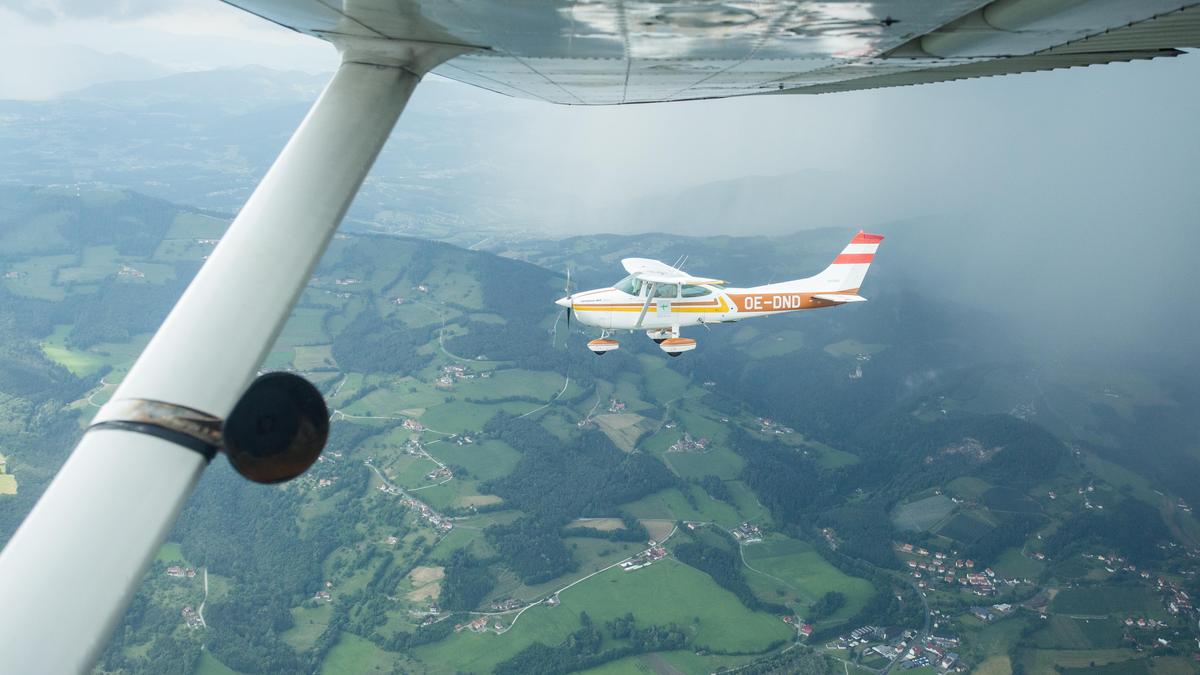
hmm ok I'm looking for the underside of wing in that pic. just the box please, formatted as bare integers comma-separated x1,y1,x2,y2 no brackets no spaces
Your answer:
813,293,867,303
224,1,1200,105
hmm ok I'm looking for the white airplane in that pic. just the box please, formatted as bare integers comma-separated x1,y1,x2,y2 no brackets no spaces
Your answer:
557,232,882,356
2,0,1197,671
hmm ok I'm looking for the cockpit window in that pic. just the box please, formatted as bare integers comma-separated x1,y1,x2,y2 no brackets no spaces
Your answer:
654,283,679,298
614,274,642,296
681,284,709,298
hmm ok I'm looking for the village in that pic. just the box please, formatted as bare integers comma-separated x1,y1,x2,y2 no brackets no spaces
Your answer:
434,363,490,388
666,432,709,453
755,417,795,435
366,457,454,534
618,542,668,572
895,542,1027,595
826,624,967,672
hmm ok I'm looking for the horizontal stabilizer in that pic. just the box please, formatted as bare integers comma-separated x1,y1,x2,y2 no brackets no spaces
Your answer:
813,293,867,303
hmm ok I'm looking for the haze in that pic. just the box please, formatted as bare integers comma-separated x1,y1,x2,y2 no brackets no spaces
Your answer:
2,2,1197,361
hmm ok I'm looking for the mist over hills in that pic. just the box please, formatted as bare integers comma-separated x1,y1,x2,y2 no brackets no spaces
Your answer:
0,45,172,100
0,56,1198,673
0,185,1198,673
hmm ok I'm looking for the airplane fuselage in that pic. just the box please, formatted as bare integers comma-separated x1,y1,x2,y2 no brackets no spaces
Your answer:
567,285,854,330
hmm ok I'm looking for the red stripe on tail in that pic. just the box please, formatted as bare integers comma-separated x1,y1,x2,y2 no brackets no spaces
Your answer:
851,231,885,244
833,253,874,264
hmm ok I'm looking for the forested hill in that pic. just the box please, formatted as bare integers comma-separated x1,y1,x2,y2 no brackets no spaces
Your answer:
1,186,1197,674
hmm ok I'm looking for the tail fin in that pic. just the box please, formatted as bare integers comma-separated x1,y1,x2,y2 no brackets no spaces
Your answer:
801,230,884,292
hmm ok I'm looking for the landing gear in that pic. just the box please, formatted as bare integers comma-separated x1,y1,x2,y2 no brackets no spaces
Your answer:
588,331,620,355
647,327,695,356
645,328,673,344
659,337,697,357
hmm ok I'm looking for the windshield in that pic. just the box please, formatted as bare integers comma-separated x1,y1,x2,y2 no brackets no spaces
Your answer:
613,274,642,295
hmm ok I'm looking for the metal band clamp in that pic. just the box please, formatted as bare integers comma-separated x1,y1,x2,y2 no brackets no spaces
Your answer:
89,399,223,460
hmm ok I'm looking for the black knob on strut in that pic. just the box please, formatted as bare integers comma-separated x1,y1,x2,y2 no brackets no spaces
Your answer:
222,372,329,483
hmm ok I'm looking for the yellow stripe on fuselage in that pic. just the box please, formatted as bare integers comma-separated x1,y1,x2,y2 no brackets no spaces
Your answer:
572,296,729,313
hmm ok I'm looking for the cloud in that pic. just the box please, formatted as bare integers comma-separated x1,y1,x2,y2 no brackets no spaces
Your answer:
0,0,202,22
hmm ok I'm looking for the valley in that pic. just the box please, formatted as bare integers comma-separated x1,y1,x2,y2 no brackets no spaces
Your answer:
0,187,1197,674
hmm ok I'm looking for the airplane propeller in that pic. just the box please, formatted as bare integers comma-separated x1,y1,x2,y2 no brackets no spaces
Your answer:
565,266,572,332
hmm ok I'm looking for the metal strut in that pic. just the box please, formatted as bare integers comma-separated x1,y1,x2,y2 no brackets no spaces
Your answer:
0,57,437,672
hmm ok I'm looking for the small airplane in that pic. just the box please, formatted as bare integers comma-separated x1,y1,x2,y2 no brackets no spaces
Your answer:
556,231,883,356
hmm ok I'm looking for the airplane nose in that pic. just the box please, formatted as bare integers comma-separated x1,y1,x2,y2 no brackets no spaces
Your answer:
555,296,571,308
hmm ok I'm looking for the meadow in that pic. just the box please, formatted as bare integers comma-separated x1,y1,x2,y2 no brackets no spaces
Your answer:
1050,586,1161,616
892,494,956,532
740,535,874,628
412,559,793,673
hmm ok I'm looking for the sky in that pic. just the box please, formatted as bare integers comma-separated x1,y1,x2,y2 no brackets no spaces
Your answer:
2,0,1197,361
0,1,337,98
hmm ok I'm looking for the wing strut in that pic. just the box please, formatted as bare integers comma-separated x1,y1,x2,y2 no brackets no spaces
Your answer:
0,57,444,672
635,283,656,328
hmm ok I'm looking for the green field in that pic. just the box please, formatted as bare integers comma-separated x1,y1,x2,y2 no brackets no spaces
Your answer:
937,512,993,543
725,481,773,524
982,487,1042,514
455,368,568,401
194,652,243,675
946,476,994,500
320,632,395,674
892,495,956,532
973,655,1012,675
823,339,887,357
489,537,644,602
40,324,107,377
993,548,1044,579
154,542,186,564
1050,586,1161,616
967,615,1031,660
274,307,329,348
577,650,758,674
741,535,874,627
662,446,744,481
3,253,74,300
1019,647,1142,674
166,211,227,239
748,329,807,358
282,603,334,651
623,486,743,527
639,356,692,405
1030,616,1124,650
420,400,534,434
612,375,655,413
813,444,860,469
293,344,335,371
413,559,793,673
425,439,521,482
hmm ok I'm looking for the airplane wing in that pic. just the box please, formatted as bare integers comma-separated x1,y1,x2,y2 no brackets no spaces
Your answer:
222,0,1200,105
4,2,1197,671
621,257,725,286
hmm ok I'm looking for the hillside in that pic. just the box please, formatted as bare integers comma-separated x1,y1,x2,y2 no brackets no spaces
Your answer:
0,187,1197,674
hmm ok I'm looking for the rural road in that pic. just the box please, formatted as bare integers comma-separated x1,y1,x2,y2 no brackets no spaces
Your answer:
197,568,209,629
879,579,930,675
